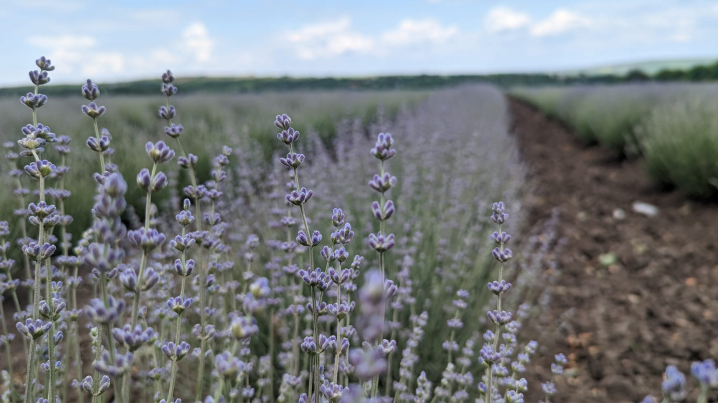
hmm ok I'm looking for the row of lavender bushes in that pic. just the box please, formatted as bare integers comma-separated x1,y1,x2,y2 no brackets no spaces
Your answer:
0,56,581,403
510,83,718,198
0,84,428,245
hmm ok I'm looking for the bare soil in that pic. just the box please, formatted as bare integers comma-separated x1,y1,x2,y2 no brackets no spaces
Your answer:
510,98,718,402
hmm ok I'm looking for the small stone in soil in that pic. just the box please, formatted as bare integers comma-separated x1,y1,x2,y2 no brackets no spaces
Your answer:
612,208,626,220
632,201,659,217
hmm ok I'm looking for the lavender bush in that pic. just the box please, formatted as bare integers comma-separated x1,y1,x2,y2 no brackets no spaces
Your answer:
0,57,585,403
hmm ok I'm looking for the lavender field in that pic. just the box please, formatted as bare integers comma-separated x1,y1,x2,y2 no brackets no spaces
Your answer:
0,57,581,403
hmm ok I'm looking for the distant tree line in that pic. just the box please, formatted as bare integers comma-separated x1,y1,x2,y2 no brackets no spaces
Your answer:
1,60,716,97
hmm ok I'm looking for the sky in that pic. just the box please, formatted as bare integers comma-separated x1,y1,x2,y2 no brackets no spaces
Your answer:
1,0,718,86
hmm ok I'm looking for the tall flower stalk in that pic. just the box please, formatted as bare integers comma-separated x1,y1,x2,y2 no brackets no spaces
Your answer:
275,114,323,402
368,133,397,398
480,201,513,403
166,199,196,400
15,55,61,403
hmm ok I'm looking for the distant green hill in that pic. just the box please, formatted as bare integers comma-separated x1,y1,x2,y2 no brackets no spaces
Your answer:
561,58,717,77
0,74,563,97
2,57,717,97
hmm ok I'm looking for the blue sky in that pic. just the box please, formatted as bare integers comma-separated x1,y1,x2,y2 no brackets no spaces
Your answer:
1,0,718,85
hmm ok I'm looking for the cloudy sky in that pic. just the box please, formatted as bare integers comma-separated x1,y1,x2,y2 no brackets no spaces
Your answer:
2,0,718,86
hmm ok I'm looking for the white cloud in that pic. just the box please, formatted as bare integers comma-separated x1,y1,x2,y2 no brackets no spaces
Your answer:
82,52,126,75
26,21,217,80
286,17,374,60
28,35,96,51
15,0,85,12
182,22,215,63
285,17,458,60
27,35,108,74
530,9,591,37
484,7,531,33
287,17,352,43
381,19,458,46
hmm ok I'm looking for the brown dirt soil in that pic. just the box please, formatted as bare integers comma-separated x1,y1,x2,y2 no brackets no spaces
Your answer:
509,97,718,402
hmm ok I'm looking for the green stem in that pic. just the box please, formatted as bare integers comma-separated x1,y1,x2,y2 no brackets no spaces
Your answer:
45,258,55,403
71,265,83,403
166,277,186,401
697,384,708,403
99,273,122,403
195,247,210,401
91,326,103,403
310,289,319,402
23,338,36,403
0,302,15,397
213,377,225,402
92,118,105,174
332,280,344,385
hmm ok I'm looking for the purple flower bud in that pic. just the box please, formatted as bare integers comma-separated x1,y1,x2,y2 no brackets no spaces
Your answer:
231,316,259,339
112,324,156,352
36,56,55,71
127,227,166,252
141,267,160,291
371,200,395,221
370,133,396,161
274,114,292,130
286,187,313,206
119,268,138,293
329,267,352,285
178,153,198,169
162,83,178,96
137,168,151,191
384,280,398,299
368,232,395,252
21,93,48,109
327,301,355,320
276,128,300,145
662,366,687,401
86,135,111,153
81,102,106,119
214,351,246,378
491,231,511,245
85,296,125,325
162,341,191,361
164,123,184,138
487,280,512,295
479,344,503,365
25,160,55,179
22,242,55,261
159,105,176,120
279,152,305,168
82,79,100,100
151,171,168,192
145,141,175,163
16,318,51,339
486,310,512,325
368,172,397,193
541,382,557,396
162,70,175,84
167,295,193,314
249,277,271,299
29,70,51,86
173,258,195,276
491,247,513,263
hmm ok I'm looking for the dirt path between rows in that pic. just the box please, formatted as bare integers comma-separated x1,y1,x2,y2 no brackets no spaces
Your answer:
509,98,718,402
